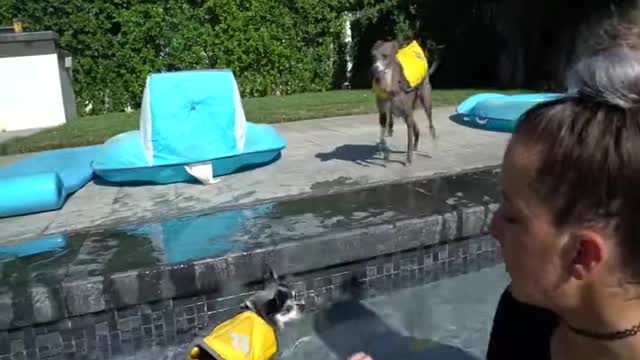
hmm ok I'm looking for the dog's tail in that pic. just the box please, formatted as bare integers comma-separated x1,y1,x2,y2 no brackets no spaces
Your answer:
428,61,439,77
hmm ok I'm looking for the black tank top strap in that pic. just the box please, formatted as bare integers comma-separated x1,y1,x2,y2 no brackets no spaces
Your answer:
486,285,559,360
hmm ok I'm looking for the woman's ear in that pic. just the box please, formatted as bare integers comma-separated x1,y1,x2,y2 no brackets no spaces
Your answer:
570,229,607,280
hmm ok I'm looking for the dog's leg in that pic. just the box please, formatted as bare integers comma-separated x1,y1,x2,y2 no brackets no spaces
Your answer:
410,93,421,152
378,111,390,160
378,111,387,146
386,113,394,137
405,113,415,165
384,105,393,138
412,114,420,151
384,108,392,160
419,82,436,140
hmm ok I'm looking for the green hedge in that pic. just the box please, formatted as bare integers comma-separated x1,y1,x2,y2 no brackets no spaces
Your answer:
2,0,354,114
2,0,495,115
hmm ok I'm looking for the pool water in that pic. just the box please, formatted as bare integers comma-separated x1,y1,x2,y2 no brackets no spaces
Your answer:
2,168,500,290
113,265,509,360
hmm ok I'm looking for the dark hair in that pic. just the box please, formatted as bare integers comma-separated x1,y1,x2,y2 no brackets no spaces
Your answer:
578,9,640,56
513,27,640,277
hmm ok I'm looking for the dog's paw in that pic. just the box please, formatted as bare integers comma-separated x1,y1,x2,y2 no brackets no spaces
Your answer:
406,156,413,165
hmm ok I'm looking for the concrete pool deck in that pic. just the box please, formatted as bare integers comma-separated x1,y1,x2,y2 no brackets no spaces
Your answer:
0,106,510,246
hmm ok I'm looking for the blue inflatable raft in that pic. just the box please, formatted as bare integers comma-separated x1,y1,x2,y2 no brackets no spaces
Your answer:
0,146,99,218
0,234,67,258
450,93,565,133
92,69,286,184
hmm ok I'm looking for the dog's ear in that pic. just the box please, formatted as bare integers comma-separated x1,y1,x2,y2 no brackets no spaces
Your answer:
242,299,255,311
267,267,279,283
391,40,400,53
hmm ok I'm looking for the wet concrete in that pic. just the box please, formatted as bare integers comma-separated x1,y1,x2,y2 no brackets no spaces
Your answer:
0,167,500,291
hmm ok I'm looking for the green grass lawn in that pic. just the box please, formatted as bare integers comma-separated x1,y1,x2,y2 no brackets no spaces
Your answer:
0,88,530,156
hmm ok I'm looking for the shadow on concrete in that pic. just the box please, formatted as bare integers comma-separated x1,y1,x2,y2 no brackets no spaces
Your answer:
315,144,405,167
313,298,480,360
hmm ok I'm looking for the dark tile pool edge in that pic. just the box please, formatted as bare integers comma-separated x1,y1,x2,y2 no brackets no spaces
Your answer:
0,236,504,359
0,202,499,332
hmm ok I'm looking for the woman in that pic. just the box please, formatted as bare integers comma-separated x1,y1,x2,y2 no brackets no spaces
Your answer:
486,19,640,359
351,18,640,360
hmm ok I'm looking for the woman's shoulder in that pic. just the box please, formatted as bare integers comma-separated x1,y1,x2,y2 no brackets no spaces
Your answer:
486,285,559,360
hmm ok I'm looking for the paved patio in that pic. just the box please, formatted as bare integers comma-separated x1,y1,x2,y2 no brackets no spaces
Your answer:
0,107,511,245
0,128,43,145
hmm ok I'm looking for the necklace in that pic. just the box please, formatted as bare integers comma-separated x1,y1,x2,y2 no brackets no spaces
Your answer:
568,322,640,341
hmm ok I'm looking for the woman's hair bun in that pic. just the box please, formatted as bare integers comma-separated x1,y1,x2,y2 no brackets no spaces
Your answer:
567,13,640,109
567,46,640,109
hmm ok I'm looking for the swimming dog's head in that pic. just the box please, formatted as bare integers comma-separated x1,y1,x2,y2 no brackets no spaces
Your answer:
243,268,303,330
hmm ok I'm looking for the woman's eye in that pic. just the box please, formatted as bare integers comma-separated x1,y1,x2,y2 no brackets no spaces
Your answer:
497,207,518,224
501,212,518,224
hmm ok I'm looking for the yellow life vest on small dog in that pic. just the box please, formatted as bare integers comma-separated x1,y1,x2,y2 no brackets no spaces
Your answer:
396,40,429,89
188,311,278,360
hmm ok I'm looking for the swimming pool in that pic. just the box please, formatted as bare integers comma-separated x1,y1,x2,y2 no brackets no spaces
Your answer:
110,265,509,360
0,168,502,359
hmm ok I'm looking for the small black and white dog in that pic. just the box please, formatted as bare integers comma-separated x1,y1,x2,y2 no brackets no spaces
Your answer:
188,268,303,360
242,268,303,330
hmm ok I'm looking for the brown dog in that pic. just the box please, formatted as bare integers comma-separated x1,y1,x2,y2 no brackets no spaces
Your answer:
371,40,439,164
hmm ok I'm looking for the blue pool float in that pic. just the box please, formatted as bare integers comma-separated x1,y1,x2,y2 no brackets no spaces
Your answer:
450,93,566,132
0,234,67,258
92,69,286,184
0,146,99,218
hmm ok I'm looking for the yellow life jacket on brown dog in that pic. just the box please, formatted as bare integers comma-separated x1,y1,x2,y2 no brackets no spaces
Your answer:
372,40,429,99
396,40,429,89
188,311,278,360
